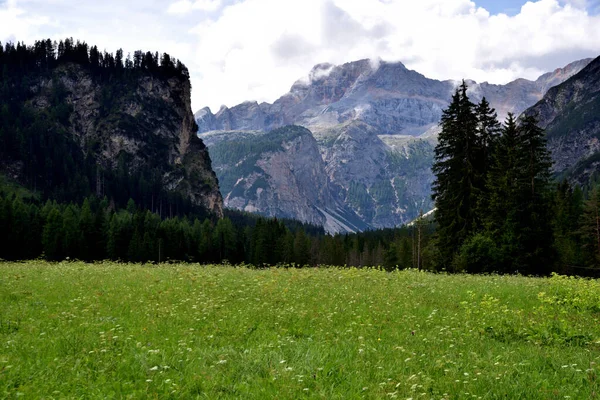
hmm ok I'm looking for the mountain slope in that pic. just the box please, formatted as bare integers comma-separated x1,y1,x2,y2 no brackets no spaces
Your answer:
0,40,223,217
523,55,600,184
203,125,369,233
198,58,592,231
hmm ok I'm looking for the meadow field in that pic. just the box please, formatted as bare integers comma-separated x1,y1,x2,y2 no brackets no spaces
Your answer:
1,262,599,399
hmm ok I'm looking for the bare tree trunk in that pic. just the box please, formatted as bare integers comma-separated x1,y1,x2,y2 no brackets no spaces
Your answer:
417,209,423,271
594,199,600,259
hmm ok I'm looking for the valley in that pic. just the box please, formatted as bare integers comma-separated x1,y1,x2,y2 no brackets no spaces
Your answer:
198,58,593,232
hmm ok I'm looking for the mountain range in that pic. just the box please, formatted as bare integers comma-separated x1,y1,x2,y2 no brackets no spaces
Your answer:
197,57,593,232
524,56,600,185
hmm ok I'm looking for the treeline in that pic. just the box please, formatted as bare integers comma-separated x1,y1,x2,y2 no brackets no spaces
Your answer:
0,189,439,268
430,82,600,275
0,38,189,79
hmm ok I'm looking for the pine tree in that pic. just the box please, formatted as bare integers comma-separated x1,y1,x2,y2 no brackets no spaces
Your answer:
485,113,554,274
486,113,522,269
516,114,554,274
294,229,311,266
79,198,94,261
581,186,600,267
474,97,501,217
553,180,583,271
213,218,237,262
43,208,63,261
62,205,80,259
198,219,214,262
432,81,479,269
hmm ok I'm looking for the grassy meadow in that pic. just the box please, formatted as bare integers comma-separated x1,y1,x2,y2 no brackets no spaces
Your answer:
1,262,600,399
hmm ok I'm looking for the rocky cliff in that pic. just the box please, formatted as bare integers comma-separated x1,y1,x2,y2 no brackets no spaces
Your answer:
202,126,369,232
0,42,222,217
198,58,591,136
197,58,591,232
523,55,600,184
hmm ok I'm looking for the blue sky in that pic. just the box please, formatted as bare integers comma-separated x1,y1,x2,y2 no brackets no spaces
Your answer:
477,0,530,15
477,0,600,15
2,0,600,111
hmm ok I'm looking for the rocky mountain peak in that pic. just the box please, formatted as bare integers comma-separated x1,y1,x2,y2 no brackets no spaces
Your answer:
523,55,600,181
197,56,595,232
536,58,595,92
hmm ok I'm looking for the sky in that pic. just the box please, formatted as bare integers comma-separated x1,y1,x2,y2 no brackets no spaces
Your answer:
2,0,600,112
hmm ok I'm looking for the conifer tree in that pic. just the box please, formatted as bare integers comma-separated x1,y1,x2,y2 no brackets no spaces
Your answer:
43,208,63,261
474,97,501,217
516,114,554,274
213,218,236,262
553,180,583,270
432,81,479,268
486,113,521,242
580,186,600,267
485,113,554,273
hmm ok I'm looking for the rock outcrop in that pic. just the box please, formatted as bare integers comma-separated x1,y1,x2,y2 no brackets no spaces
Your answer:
28,62,223,215
523,55,600,184
198,58,592,231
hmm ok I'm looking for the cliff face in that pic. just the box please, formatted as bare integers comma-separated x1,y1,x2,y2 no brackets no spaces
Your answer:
202,126,369,233
523,56,600,184
197,58,591,232
197,58,592,137
28,63,223,215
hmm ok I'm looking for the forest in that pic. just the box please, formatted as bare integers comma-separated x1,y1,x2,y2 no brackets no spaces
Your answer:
2,40,600,275
0,38,202,217
431,82,600,276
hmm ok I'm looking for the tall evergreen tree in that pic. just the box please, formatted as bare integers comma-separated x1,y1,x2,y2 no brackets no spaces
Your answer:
486,113,522,269
553,180,583,271
516,114,554,274
485,113,554,274
432,81,479,269
580,186,600,267
474,97,501,216
43,208,63,261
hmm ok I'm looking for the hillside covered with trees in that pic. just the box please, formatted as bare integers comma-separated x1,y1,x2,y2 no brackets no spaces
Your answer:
0,38,220,218
3,39,600,275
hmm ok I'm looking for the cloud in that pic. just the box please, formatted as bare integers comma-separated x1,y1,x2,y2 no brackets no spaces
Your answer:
2,0,600,113
0,0,51,43
167,0,222,14
188,0,600,111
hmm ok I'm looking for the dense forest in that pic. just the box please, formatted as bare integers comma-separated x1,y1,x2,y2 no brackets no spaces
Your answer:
431,82,600,276
0,188,435,269
0,38,205,218
3,40,600,275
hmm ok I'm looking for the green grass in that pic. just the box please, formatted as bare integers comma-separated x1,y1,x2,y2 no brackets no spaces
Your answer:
1,262,600,399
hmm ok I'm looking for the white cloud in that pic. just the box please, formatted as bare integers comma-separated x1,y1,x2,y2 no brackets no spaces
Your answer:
2,0,600,113
167,0,222,14
0,0,51,43
188,0,600,112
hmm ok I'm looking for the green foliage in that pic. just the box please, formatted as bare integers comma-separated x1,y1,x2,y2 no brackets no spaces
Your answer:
1,264,600,398
432,82,481,268
433,84,556,274
452,233,502,273
0,38,205,220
